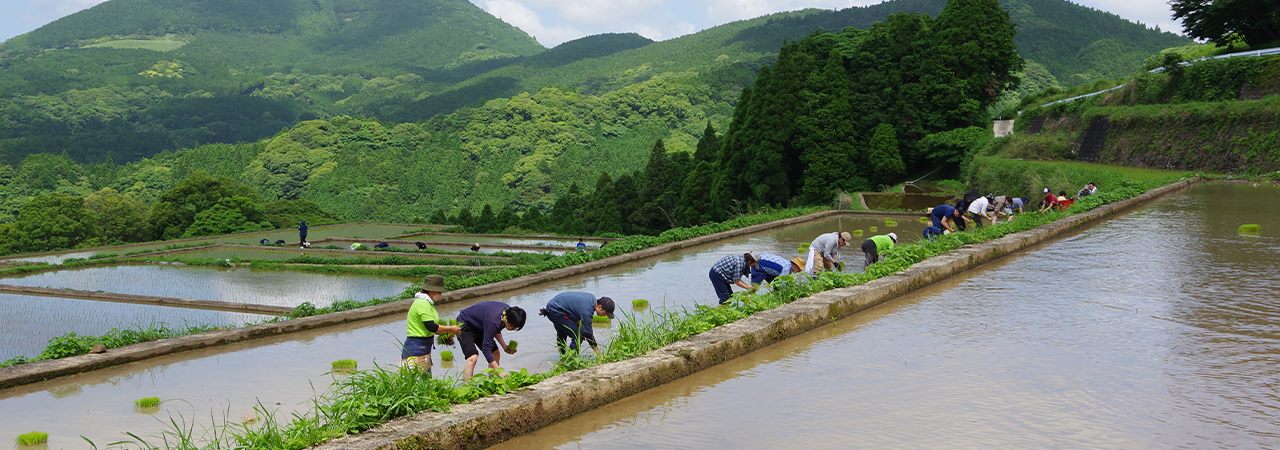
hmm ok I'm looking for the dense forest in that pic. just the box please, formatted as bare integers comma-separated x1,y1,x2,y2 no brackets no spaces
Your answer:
0,0,1184,163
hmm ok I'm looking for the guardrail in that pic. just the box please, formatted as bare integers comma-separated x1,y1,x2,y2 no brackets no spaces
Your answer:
1037,46,1280,108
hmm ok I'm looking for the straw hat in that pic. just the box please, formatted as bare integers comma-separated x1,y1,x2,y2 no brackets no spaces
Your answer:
839,231,852,242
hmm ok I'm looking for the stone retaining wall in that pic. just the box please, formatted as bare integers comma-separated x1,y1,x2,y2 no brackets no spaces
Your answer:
0,209,869,390
316,180,1193,450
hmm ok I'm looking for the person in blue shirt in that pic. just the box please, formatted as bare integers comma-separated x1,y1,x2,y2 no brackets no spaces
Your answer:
750,253,799,284
298,221,308,246
456,301,527,380
929,204,963,233
539,292,615,355
709,253,757,304
575,239,588,252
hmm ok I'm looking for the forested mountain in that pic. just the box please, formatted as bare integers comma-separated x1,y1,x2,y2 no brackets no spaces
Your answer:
0,0,1185,164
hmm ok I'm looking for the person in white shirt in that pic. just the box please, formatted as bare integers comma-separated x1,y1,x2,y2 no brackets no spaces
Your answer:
966,195,993,228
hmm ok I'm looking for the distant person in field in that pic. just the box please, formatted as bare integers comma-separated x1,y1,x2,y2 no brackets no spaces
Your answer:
861,233,898,268
539,292,614,355
1008,197,1025,215
402,275,460,374
456,301,526,380
929,204,963,233
710,252,757,304
374,241,390,249
298,221,308,246
576,239,587,252
990,195,1009,223
750,252,799,284
805,231,851,273
1038,188,1058,212
470,243,481,252
1077,182,1098,198
415,241,428,250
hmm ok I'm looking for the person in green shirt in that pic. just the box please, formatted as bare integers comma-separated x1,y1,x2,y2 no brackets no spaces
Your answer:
402,275,460,373
860,232,897,269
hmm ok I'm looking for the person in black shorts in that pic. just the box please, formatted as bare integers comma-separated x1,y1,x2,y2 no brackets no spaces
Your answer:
456,301,526,380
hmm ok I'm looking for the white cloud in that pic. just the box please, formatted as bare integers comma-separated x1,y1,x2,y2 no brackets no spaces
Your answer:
481,0,583,46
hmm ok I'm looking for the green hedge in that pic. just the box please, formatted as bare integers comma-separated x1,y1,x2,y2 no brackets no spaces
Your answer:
966,157,1189,200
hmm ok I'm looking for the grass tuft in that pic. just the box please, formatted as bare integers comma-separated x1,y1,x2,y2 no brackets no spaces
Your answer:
134,396,161,408
16,431,48,446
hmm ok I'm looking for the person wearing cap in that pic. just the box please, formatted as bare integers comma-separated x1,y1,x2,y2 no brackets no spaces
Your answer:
929,203,963,233
750,252,800,284
402,275,460,374
539,292,613,355
805,231,850,274
456,301,527,380
861,233,898,268
710,252,758,304
1038,188,1059,212
1077,182,1097,198
575,239,587,252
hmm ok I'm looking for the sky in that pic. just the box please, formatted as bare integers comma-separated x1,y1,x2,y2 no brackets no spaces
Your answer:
0,0,1183,47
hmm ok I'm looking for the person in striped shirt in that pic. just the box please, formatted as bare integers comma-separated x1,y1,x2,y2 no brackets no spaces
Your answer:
709,253,758,304
750,252,800,284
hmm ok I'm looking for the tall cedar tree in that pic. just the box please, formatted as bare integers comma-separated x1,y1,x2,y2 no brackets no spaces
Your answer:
867,124,906,187
933,0,1024,108
797,46,864,204
1171,0,1280,47
581,173,622,234
680,123,719,225
630,140,677,233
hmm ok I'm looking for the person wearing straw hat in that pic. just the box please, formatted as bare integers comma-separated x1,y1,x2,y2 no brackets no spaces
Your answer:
805,231,850,274
750,252,800,285
861,233,898,269
539,292,615,355
402,275,460,374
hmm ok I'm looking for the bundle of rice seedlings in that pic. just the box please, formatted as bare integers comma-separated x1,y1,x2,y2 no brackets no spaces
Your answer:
16,432,48,446
632,299,649,308
134,397,161,408
869,226,878,232
592,315,611,324
1238,224,1261,235
440,350,454,362
331,359,358,371
507,340,519,351
884,219,898,227
852,229,865,237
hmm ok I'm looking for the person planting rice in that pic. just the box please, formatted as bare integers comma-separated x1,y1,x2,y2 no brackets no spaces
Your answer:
298,221,308,246
1038,188,1059,212
929,204,963,233
861,233,898,268
402,275,460,374
805,231,850,274
538,292,615,355
456,301,526,380
750,252,799,284
710,252,758,304
967,195,993,227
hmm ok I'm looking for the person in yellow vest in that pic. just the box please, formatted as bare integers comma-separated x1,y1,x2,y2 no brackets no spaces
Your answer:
402,275,460,374
861,233,897,269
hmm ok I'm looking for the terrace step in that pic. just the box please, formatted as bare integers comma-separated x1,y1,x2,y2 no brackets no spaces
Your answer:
0,284,293,315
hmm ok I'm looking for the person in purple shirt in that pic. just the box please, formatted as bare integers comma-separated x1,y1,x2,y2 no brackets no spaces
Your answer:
456,301,527,380
929,204,963,233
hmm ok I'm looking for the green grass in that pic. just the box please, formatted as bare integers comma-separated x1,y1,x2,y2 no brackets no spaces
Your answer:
1238,224,1261,235
135,396,161,408
968,157,1190,200
83,38,186,51
16,431,48,446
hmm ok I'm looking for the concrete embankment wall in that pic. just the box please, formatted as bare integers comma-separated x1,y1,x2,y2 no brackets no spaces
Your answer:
316,180,1194,450
0,210,888,390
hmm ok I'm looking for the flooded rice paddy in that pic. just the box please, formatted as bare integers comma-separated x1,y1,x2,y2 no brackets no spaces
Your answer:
0,294,267,360
0,215,917,448
496,183,1280,449
0,265,411,308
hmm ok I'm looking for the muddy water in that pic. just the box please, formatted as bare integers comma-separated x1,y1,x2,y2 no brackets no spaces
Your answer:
0,215,916,447
0,294,267,360
0,265,411,309
497,183,1280,449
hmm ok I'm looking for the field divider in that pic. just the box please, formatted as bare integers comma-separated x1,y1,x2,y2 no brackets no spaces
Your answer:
0,209,867,390
0,284,293,315
318,238,576,252
315,180,1194,450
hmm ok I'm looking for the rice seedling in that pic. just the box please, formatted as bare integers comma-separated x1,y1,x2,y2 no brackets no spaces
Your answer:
440,350,454,362
632,299,649,308
796,243,810,254
592,315,611,325
134,396,161,408
869,226,878,232
918,216,931,224
1238,224,1261,235
16,431,48,446
331,359,358,371
507,340,518,351
884,219,898,227
852,229,864,237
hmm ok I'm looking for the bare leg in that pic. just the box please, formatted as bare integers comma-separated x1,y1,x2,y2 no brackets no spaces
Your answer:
463,355,479,380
